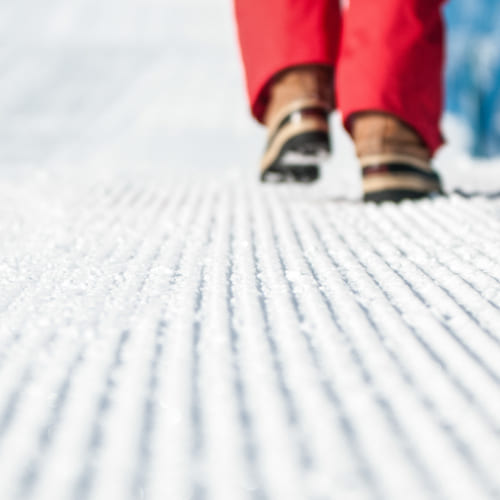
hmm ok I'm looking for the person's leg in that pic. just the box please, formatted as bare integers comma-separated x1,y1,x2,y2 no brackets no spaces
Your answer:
337,0,446,201
234,0,340,122
234,0,341,181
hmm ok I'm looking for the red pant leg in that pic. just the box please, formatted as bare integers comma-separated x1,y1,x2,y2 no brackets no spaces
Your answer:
337,0,446,154
234,0,341,123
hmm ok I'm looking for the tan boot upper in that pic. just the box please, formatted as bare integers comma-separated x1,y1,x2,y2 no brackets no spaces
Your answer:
352,113,431,170
263,65,334,130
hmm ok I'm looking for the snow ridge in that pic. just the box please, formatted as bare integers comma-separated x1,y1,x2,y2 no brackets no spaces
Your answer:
1,180,500,500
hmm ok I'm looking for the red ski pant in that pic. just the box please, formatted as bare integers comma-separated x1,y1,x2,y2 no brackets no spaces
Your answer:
234,0,446,153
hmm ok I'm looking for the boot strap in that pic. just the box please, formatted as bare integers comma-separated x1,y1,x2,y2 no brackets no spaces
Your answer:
359,153,431,171
267,98,331,134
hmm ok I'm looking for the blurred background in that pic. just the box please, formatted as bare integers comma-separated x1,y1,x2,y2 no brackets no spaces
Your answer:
445,0,500,157
0,0,498,185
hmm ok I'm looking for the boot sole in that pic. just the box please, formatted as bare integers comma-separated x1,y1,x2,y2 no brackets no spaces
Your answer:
261,130,330,183
364,189,444,203
362,163,443,203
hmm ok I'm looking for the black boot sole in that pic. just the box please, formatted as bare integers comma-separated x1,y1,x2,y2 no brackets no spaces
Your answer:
364,189,444,203
362,163,443,203
260,131,330,183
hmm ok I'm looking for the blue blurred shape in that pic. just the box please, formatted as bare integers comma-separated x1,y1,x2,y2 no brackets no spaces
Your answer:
445,0,500,156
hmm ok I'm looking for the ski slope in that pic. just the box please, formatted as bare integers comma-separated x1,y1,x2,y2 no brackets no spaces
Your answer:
1,1,500,499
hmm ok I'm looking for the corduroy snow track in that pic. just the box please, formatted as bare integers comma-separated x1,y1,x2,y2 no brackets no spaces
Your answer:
1,180,500,500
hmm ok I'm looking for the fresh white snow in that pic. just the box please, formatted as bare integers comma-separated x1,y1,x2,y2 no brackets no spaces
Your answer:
0,1,500,500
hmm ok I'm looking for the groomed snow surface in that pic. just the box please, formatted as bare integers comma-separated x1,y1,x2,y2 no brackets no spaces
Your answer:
1,1,500,499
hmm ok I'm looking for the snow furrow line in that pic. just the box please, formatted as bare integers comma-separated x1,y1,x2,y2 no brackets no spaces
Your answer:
264,189,386,500
287,202,445,500
369,204,500,378
304,206,491,500
321,203,500,498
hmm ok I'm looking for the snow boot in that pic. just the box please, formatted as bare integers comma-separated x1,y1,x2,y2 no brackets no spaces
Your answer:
352,113,443,203
260,66,333,183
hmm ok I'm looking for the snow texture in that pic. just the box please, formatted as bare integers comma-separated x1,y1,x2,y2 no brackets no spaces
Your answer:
1,1,500,500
